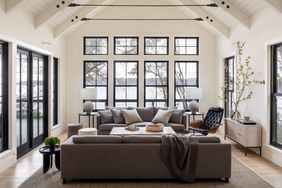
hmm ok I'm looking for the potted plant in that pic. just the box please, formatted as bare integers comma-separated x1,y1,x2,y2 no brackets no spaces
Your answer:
44,136,60,151
219,41,265,119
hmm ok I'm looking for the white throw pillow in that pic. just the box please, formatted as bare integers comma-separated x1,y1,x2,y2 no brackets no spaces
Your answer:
151,109,174,124
121,109,143,125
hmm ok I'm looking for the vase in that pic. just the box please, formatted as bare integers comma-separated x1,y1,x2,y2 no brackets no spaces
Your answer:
49,145,55,151
231,110,241,120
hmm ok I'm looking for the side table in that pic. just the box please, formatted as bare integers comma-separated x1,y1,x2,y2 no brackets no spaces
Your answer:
185,112,205,125
78,112,98,128
39,145,60,173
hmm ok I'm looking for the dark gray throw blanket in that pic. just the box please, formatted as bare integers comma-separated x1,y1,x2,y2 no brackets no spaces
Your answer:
160,134,198,182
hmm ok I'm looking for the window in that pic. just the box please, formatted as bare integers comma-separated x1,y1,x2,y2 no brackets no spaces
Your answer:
175,37,199,55
84,37,108,55
271,43,282,149
0,41,8,153
52,58,59,126
114,37,138,55
114,61,138,107
84,61,108,110
144,61,168,107
175,61,198,109
144,37,169,55
224,56,235,117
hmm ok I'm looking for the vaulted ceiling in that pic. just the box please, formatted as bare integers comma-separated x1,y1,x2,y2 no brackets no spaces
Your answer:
5,0,281,38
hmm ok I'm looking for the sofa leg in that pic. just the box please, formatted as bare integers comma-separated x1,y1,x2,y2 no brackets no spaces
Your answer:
62,179,67,184
224,178,229,183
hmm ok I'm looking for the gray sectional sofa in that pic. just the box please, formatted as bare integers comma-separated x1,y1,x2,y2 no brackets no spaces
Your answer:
97,107,187,135
61,135,231,183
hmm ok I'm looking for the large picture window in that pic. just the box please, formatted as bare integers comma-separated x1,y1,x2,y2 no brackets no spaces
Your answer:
144,37,168,55
174,61,198,109
224,56,235,117
83,61,108,110
114,37,138,55
114,61,138,107
0,41,8,153
84,37,108,55
271,43,282,149
175,37,199,55
144,61,168,107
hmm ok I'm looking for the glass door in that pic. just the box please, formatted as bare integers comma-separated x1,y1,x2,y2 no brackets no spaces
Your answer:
17,49,48,158
224,56,235,118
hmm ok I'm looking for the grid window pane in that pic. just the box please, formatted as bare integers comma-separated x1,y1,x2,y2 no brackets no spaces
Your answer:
84,61,108,110
145,37,168,55
174,37,199,55
145,61,168,107
114,61,138,107
84,37,108,55
114,37,138,55
175,61,199,109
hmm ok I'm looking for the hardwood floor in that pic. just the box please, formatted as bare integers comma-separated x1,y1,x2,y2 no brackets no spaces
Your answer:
0,132,282,188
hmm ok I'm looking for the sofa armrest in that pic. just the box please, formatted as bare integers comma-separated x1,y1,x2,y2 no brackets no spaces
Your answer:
96,115,101,129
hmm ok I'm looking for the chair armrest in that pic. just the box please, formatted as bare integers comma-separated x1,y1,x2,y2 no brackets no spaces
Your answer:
208,123,222,133
189,127,209,135
190,120,203,128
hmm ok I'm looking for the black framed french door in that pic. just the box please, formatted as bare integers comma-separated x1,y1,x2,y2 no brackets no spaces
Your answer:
224,56,235,118
16,48,48,158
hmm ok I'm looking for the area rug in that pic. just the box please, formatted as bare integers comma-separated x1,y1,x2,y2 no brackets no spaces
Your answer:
19,157,273,188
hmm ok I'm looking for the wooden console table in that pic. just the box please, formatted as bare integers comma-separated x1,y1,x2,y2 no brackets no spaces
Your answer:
224,118,262,156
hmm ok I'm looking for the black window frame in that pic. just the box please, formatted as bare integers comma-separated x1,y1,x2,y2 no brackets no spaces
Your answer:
83,61,108,111
144,37,169,55
174,37,199,55
114,61,139,107
224,56,235,118
114,37,139,55
83,36,108,55
0,41,8,153
271,43,282,149
52,57,59,126
174,61,199,109
144,61,169,107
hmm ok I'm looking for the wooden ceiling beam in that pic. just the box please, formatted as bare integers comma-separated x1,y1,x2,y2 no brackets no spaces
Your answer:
263,0,282,14
5,0,25,13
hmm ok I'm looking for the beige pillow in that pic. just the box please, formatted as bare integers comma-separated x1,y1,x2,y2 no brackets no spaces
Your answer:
121,109,143,125
151,109,174,124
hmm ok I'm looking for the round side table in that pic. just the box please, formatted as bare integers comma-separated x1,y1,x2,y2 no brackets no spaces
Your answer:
39,145,61,173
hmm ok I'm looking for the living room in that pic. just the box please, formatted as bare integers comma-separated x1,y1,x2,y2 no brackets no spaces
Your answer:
0,0,282,187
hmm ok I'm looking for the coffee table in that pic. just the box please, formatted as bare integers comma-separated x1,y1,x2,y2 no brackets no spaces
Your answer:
110,127,175,135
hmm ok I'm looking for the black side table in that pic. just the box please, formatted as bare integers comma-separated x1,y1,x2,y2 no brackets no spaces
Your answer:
78,112,98,128
39,145,60,173
185,112,205,125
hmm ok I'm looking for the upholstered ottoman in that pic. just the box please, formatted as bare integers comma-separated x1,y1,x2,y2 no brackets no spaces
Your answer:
67,123,83,138
78,128,98,136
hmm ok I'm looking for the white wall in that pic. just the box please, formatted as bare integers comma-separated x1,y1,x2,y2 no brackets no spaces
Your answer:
0,0,66,172
217,7,282,167
65,7,218,126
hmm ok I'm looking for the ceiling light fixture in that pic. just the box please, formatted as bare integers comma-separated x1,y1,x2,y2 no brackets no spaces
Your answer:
69,3,218,7
80,18,204,21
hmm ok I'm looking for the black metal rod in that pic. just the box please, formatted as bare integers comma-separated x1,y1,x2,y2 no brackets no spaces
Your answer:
69,3,218,7
81,18,204,21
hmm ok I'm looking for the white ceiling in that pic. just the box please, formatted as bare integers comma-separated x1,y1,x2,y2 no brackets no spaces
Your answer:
14,0,270,37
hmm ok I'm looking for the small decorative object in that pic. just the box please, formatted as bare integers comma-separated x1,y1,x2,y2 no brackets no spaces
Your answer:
219,41,265,119
125,124,139,131
44,136,60,151
244,115,250,121
146,123,164,132
81,88,97,114
186,88,203,114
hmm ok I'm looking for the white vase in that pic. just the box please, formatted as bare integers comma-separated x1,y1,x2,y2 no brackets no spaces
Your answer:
189,100,199,114
83,101,94,114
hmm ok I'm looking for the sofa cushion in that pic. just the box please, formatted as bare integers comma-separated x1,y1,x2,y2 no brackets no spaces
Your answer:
136,107,154,122
153,107,168,115
196,136,221,143
111,109,125,124
121,109,143,125
152,109,174,124
106,106,134,110
72,135,122,143
98,110,114,124
166,123,185,132
99,123,126,131
122,135,162,143
169,110,185,124
130,122,152,127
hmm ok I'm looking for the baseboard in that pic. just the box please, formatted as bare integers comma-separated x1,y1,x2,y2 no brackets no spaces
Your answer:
262,144,282,167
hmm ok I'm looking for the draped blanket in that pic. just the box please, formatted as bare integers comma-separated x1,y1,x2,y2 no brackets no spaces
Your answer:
160,134,198,182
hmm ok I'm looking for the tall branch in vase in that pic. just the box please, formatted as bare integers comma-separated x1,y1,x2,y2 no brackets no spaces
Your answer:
219,41,265,119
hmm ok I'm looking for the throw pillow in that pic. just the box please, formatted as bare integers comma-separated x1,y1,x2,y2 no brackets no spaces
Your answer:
169,110,185,124
98,110,114,124
111,109,125,124
152,109,174,124
121,109,143,125
136,107,154,122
